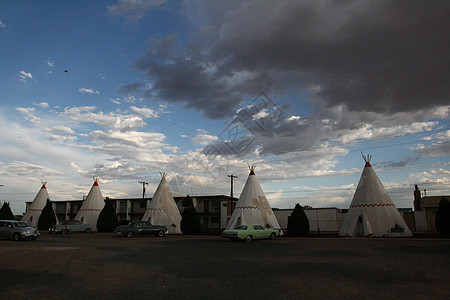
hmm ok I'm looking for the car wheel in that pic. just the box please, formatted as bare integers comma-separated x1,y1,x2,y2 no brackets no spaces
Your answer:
158,230,165,237
126,231,134,238
13,233,20,241
269,232,276,240
245,235,253,242
61,229,68,234
85,228,91,234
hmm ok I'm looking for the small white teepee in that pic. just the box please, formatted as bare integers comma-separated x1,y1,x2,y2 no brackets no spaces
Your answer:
22,181,53,228
226,166,283,235
142,173,182,234
75,177,104,231
339,154,413,237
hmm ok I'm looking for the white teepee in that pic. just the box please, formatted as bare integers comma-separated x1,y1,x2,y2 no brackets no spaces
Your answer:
142,173,182,234
339,155,413,237
75,177,104,231
22,181,53,228
226,166,283,235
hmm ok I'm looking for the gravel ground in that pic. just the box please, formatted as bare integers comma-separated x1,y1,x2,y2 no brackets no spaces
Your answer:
0,233,449,299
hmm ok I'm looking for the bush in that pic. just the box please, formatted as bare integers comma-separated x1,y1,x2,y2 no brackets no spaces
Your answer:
180,206,201,235
0,202,15,220
287,203,310,236
435,197,450,237
37,199,57,230
97,200,119,232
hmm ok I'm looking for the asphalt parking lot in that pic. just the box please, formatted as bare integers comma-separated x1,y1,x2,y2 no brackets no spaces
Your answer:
0,233,449,299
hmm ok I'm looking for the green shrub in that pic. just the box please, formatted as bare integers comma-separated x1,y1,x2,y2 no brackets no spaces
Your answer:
97,200,119,232
37,199,57,230
435,197,450,237
287,203,310,236
180,206,201,235
0,202,15,220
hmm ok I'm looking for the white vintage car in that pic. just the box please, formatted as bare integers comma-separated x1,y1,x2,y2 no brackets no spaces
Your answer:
49,220,92,234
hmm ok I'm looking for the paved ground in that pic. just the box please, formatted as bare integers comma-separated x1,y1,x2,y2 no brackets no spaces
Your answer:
0,233,449,299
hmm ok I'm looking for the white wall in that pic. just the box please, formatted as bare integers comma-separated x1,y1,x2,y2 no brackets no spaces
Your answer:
414,211,427,232
274,208,340,232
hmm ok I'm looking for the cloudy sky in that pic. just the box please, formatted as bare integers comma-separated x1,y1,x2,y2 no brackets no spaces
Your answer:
0,0,448,215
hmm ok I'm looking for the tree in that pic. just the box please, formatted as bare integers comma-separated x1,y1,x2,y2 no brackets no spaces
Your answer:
287,203,310,236
181,195,194,208
181,206,201,235
37,199,57,230
97,200,119,232
0,202,15,220
435,197,450,237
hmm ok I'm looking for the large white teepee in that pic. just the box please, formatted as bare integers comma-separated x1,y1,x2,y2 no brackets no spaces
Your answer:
22,181,53,228
142,173,182,234
75,177,104,231
226,166,283,235
339,155,412,237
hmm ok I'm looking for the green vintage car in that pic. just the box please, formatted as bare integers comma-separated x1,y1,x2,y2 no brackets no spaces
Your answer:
115,221,168,238
221,225,281,242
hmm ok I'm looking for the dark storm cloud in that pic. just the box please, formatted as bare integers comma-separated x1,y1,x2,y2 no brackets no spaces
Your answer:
416,140,450,157
373,157,419,169
128,0,449,119
119,82,144,95
212,0,449,113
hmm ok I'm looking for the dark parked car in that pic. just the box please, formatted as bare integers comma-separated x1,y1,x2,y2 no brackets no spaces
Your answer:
49,220,92,234
0,220,40,241
115,221,168,237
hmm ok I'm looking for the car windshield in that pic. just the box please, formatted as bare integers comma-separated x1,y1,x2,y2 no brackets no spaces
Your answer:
233,225,248,230
15,222,30,228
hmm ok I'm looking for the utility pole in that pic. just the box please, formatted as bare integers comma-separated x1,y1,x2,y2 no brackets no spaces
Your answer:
0,185,3,206
227,174,238,213
138,181,148,199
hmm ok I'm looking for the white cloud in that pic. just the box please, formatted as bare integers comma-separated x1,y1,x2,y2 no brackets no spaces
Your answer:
4,161,61,177
49,134,78,143
70,162,88,175
47,60,55,67
36,102,49,108
51,126,75,134
422,130,450,141
16,107,41,125
78,88,100,95
414,141,450,157
123,95,137,103
0,19,6,28
19,71,32,82
130,106,159,118
89,130,165,148
191,129,218,146
62,106,147,131
286,115,307,125
110,98,121,105
407,167,450,185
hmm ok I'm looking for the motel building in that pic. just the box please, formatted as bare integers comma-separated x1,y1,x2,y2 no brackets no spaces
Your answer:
24,186,446,234
26,195,238,233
